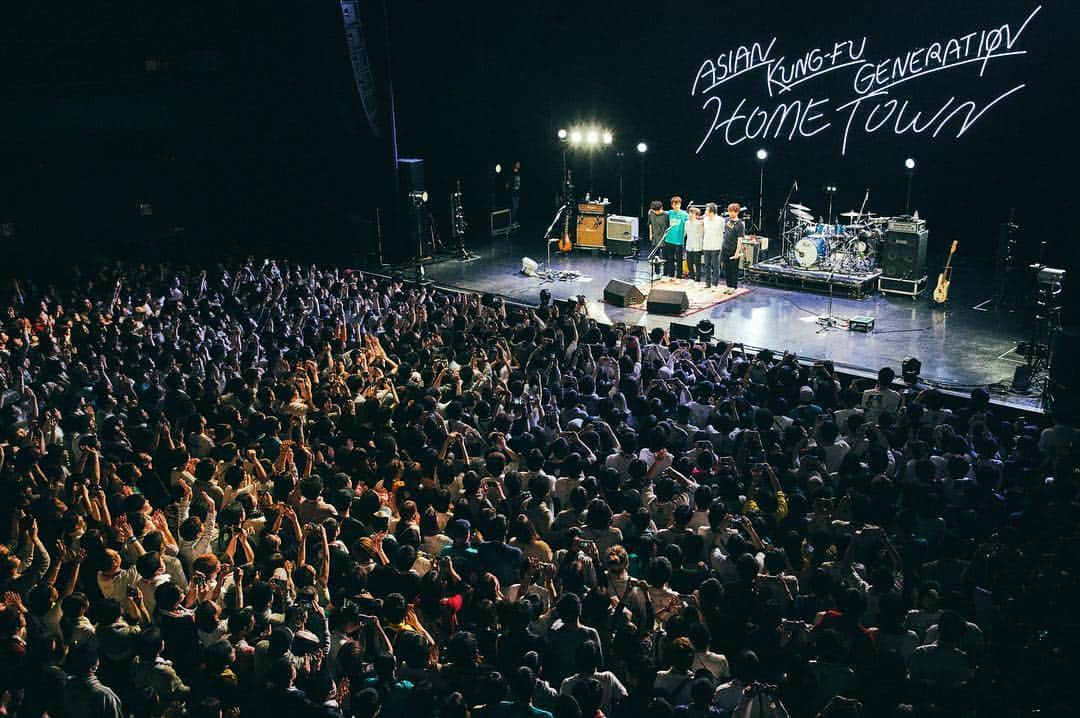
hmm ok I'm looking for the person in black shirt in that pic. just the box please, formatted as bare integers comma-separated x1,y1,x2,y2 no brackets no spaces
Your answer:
722,203,746,292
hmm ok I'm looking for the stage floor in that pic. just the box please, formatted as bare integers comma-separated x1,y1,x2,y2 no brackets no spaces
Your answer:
424,240,1043,413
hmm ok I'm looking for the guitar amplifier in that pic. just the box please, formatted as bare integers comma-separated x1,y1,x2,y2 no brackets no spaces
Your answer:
606,215,639,241
576,214,606,249
881,229,928,280
578,202,608,215
605,215,638,256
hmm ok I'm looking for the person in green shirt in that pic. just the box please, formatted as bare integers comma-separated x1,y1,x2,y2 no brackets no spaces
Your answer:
663,196,689,279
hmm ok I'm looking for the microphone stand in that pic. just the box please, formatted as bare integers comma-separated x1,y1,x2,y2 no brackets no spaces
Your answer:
817,263,845,333
540,203,568,281
778,180,797,260
646,225,673,293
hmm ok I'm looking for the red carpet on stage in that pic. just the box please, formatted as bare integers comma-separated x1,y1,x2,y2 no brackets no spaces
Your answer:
603,279,751,317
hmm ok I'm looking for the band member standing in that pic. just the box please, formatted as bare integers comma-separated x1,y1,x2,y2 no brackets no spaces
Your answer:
647,200,669,261
684,206,704,283
722,202,746,293
702,202,723,289
663,196,689,279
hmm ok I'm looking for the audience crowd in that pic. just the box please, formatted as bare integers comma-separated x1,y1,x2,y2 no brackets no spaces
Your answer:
0,259,1074,718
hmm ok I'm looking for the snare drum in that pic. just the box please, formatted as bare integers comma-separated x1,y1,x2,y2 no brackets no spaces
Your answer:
794,235,828,268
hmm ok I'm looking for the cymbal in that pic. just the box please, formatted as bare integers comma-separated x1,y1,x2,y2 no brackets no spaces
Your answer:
792,211,814,223
839,211,863,218
788,203,811,212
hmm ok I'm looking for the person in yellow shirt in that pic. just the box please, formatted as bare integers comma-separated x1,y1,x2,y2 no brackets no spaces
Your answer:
742,463,788,522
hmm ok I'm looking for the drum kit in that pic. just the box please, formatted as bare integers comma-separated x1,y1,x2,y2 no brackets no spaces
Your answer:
783,204,887,273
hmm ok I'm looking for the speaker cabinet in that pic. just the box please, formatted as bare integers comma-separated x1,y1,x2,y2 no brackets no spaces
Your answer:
576,215,606,248
603,279,645,307
881,230,928,280
647,288,690,315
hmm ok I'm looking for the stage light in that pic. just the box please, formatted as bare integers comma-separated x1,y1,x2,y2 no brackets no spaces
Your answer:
905,158,916,170
495,163,502,174
570,129,583,145
409,190,428,207
558,128,568,139
602,131,613,145
637,142,647,154
586,129,600,146
824,184,837,193
756,148,768,160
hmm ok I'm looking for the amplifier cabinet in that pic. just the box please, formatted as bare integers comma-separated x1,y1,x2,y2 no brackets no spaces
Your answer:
576,214,606,248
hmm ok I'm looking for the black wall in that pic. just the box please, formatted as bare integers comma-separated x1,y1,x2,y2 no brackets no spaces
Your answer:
0,1,1076,279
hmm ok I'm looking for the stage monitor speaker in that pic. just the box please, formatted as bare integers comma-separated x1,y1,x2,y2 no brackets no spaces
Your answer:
668,322,695,341
881,229,929,279
647,288,690,315
521,257,538,276
603,279,645,307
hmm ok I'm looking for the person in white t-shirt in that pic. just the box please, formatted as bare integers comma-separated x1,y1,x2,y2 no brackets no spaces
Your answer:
861,367,902,424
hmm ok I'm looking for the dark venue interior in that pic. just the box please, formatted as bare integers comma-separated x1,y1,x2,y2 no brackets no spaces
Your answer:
0,2,1077,717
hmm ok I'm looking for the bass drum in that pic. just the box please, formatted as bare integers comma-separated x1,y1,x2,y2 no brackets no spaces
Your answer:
848,228,881,260
794,235,828,268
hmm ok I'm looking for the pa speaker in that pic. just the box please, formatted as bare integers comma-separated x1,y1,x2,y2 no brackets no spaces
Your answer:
1049,328,1080,422
647,288,690,315
603,279,645,307
881,230,929,280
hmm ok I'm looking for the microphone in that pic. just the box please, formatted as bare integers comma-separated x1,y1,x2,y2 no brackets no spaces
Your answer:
864,188,870,203
794,179,799,192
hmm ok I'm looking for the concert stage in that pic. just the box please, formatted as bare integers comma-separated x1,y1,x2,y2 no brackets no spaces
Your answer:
747,259,882,299
422,239,1044,413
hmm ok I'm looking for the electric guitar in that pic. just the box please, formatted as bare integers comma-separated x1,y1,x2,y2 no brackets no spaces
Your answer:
932,240,958,304
557,202,572,253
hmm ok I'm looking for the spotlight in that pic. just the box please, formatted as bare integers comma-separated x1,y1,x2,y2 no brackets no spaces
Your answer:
586,129,600,146
756,148,768,160
570,129,583,145
905,158,916,170
409,190,428,207
602,131,613,145
557,128,568,139
495,164,502,174
824,184,837,194
636,142,648,154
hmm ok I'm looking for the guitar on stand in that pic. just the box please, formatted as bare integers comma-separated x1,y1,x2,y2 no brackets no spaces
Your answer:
932,240,959,305
557,201,572,253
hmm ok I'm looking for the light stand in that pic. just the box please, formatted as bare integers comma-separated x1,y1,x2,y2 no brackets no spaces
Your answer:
409,190,429,282
824,185,837,224
637,142,648,256
756,149,768,234
617,151,625,215
904,158,916,215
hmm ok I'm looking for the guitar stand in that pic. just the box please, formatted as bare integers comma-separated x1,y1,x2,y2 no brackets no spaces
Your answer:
538,204,570,281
